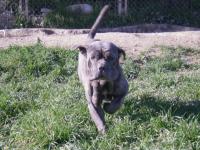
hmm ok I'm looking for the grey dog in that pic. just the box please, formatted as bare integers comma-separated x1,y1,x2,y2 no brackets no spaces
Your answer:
76,5,128,134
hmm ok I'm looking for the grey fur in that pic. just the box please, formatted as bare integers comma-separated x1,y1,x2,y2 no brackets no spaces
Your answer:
88,5,109,39
76,5,128,134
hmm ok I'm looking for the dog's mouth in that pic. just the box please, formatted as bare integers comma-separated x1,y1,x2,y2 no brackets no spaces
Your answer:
90,75,104,81
90,71,106,81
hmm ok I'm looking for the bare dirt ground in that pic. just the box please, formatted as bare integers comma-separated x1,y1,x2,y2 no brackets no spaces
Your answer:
0,24,200,57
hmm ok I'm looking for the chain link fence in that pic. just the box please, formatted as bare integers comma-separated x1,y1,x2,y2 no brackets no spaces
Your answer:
0,0,200,29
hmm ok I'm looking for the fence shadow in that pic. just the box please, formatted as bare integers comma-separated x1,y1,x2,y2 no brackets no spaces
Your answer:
99,24,200,33
1,24,199,38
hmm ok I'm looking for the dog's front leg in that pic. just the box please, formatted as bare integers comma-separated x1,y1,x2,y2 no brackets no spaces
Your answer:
103,95,125,114
85,83,106,134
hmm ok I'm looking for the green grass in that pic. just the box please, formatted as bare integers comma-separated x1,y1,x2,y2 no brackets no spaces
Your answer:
42,4,200,29
14,0,200,28
0,44,200,149
6,0,200,28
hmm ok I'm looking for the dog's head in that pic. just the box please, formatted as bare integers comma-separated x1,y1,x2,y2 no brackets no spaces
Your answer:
77,41,125,81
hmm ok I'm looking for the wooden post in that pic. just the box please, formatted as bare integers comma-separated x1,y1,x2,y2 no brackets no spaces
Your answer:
118,0,128,16
18,0,29,20
19,0,23,13
25,0,29,20
124,0,128,16
118,0,123,16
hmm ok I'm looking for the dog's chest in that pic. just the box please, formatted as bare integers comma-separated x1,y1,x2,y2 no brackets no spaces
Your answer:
99,80,114,98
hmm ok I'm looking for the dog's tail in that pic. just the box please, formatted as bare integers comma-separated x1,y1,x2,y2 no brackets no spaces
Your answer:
88,5,110,39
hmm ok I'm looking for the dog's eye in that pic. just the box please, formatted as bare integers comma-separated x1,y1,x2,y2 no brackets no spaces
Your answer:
105,55,114,61
91,53,102,60
91,55,95,60
96,53,102,60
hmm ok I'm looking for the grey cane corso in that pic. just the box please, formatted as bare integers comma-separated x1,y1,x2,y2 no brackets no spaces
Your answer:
76,5,128,134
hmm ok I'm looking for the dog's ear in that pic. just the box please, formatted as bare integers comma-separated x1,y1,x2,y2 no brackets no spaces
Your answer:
75,45,87,56
118,48,126,60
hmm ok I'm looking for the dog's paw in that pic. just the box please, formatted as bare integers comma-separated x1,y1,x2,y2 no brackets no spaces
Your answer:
103,103,116,114
97,125,106,134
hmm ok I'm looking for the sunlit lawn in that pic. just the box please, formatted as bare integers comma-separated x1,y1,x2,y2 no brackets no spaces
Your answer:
0,44,200,149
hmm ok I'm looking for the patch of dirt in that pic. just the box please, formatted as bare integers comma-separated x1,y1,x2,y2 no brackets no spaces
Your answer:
0,24,200,57
183,54,200,65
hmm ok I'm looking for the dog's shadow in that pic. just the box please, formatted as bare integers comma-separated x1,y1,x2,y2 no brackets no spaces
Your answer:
119,94,200,122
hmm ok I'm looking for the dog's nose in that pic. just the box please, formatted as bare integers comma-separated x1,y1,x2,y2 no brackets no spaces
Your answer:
99,66,105,71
